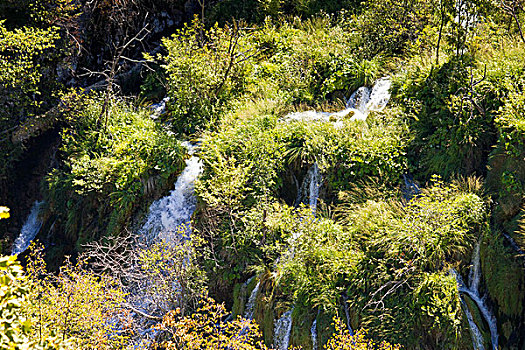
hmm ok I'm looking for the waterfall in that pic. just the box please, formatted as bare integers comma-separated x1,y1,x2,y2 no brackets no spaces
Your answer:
282,78,392,125
125,142,203,345
342,296,354,336
469,241,482,292
363,77,392,113
451,242,499,350
245,281,260,320
149,97,170,119
274,309,293,350
139,144,202,244
11,200,44,255
294,163,322,213
311,319,318,350
346,86,371,113
402,174,421,201
461,298,485,350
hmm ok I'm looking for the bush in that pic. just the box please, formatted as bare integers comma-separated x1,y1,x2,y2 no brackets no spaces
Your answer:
158,19,254,135
44,94,185,246
276,178,486,347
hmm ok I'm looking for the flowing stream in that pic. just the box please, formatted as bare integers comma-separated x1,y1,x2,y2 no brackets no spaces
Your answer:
274,309,293,350
311,319,318,350
245,281,261,320
274,80,392,349
139,143,202,244
452,240,499,350
294,162,322,213
282,77,392,125
11,200,44,255
127,142,202,345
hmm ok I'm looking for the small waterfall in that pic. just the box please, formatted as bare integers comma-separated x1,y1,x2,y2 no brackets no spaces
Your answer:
461,298,485,350
451,242,499,350
364,77,392,113
12,200,44,255
346,86,371,113
469,241,482,292
295,163,322,213
274,309,293,350
311,319,318,350
244,281,260,320
342,295,354,336
125,142,203,344
149,97,170,119
139,145,203,244
282,78,391,125
402,174,421,201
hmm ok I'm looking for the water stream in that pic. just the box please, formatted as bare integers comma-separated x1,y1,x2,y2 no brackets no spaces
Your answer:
282,78,392,125
138,143,202,244
452,240,499,350
294,162,322,213
275,80,393,348
274,309,293,350
311,319,318,350
245,281,261,320
11,200,44,255
127,142,203,346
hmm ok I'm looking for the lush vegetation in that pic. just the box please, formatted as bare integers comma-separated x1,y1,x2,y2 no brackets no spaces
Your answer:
3,0,525,349
44,94,186,251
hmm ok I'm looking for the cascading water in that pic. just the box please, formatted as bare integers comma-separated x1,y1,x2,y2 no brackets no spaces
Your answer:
11,200,44,255
402,174,421,201
276,79,393,349
346,86,371,114
342,295,354,336
451,241,499,350
149,97,170,119
139,143,202,244
363,77,392,113
126,142,203,346
469,241,482,292
461,298,485,350
282,78,392,125
245,281,261,320
274,309,293,350
294,163,322,213
311,319,318,350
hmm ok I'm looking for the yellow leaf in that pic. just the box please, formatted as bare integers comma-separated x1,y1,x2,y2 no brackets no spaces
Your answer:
0,206,9,219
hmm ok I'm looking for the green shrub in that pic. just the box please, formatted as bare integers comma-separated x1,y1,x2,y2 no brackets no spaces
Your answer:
158,19,254,135
45,94,185,245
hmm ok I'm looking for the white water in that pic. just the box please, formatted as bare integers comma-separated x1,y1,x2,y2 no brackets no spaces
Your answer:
311,319,318,350
12,200,44,255
346,86,371,114
469,241,482,292
149,97,170,119
451,242,499,350
139,146,203,244
127,142,203,346
295,163,322,212
282,78,392,126
274,309,293,350
245,281,260,320
461,298,485,350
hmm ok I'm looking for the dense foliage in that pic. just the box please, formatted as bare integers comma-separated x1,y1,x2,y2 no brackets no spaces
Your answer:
4,0,525,348
44,94,185,249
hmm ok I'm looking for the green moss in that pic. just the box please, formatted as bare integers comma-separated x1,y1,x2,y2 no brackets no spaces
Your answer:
481,234,524,319
463,296,491,350
290,305,316,349
317,310,337,349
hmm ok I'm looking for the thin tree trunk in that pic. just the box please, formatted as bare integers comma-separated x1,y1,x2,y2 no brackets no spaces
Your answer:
436,3,445,65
